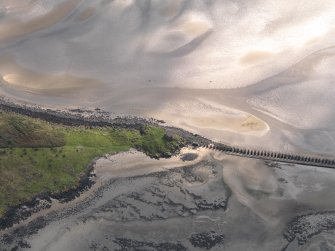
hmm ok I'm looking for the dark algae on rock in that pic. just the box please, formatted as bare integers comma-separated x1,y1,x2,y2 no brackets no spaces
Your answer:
189,231,225,250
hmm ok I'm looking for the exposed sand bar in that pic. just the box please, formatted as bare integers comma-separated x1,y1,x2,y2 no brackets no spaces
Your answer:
0,56,102,96
94,147,212,181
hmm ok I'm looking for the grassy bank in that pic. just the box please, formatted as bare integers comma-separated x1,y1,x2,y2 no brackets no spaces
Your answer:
0,110,184,217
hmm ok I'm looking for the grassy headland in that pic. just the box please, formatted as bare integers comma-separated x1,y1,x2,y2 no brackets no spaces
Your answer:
0,110,184,217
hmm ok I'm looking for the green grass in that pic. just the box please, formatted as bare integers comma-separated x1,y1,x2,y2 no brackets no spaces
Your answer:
0,111,184,217
0,111,65,148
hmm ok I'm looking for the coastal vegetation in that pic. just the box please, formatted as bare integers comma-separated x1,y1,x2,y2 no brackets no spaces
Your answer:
0,110,184,217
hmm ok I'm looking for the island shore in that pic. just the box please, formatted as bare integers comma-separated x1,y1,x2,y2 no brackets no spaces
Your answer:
1,95,335,235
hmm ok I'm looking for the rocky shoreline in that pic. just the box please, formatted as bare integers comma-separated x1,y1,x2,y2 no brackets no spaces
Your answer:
0,96,212,232
2,95,335,251
3,95,332,169
0,95,212,146
0,157,231,250
0,157,97,231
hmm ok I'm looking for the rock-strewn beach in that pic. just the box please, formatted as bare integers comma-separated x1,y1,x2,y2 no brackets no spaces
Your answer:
2,146,335,251
0,98,335,251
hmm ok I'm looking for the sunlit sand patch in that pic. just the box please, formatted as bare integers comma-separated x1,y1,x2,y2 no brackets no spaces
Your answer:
305,36,322,45
0,57,102,96
239,51,274,65
177,12,213,38
0,0,82,45
181,20,212,37
184,114,267,134
240,116,267,131
145,99,269,136
1,74,99,96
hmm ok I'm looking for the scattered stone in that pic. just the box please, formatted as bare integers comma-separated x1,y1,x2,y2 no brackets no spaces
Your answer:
180,153,198,161
113,238,187,251
283,211,335,247
189,231,225,250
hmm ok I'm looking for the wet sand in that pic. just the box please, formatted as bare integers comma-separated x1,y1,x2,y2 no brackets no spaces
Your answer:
1,1,335,250
0,0,334,154
0,56,102,96
2,148,335,250
0,0,81,45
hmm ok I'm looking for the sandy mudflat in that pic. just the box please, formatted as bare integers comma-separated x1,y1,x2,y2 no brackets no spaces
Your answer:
0,0,81,45
0,147,206,236
0,0,335,154
94,147,210,180
1,1,335,250
2,148,335,250
0,56,102,96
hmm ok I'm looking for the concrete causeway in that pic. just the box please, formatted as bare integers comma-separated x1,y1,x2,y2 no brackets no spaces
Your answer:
205,144,335,169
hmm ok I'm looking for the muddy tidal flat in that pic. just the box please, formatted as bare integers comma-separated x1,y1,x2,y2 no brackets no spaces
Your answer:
2,148,335,251
1,1,335,250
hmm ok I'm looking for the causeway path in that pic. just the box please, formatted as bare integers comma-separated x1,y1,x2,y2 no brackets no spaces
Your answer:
1,95,334,169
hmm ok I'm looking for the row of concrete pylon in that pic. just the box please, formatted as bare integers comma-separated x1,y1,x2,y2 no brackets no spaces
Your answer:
203,144,335,167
